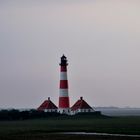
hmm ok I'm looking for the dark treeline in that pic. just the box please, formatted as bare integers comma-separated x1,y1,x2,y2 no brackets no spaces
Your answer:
0,109,61,121
0,110,104,121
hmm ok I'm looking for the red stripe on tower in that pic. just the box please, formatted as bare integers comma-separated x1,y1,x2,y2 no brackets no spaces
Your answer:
61,66,67,72
58,55,70,114
60,80,68,88
59,97,69,108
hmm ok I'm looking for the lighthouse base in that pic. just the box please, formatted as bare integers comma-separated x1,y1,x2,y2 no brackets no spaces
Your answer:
58,108,71,115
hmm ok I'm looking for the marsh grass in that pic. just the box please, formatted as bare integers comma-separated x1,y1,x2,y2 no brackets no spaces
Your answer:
0,116,140,140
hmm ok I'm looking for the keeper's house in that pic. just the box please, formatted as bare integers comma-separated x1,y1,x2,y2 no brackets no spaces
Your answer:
37,97,58,112
71,97,95,115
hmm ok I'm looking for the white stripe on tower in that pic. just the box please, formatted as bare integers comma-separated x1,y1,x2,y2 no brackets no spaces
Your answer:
60,72,67,80
59,89,68,97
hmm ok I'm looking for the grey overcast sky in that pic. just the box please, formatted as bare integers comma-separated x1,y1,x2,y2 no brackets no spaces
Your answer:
0,0,140,108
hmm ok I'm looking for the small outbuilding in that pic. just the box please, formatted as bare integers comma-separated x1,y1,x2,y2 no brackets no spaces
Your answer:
71,97,95,115
37,97,58,112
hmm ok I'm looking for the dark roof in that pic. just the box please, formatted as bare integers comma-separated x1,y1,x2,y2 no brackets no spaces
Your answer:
37,97,58,111
71,97,94,111
61,54,66,58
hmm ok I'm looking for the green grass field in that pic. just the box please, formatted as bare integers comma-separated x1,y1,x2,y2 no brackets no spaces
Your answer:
0,115,140,140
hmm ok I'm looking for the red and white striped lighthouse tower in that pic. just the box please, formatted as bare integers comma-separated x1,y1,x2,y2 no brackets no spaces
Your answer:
58,55,70,114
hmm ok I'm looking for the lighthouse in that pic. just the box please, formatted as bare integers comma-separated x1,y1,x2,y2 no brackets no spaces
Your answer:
37,55,97,116
58,55,70,114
